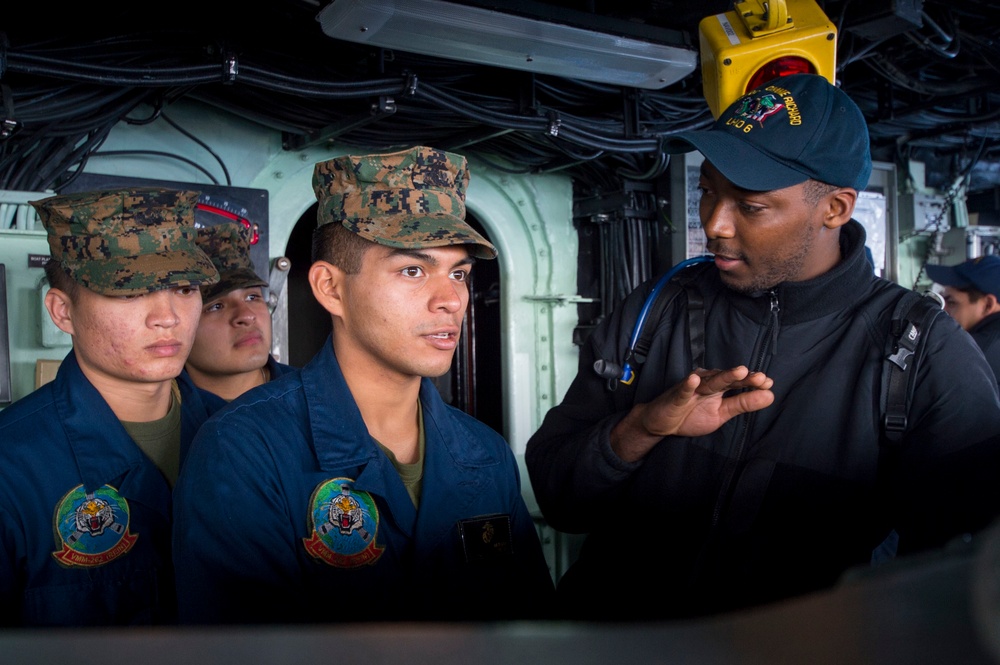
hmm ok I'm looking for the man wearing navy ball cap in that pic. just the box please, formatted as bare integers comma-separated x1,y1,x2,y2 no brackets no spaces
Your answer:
526,74,1000,620
926,255,1000,383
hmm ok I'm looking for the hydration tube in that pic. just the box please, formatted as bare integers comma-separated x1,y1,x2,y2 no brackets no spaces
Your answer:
618,254,715,384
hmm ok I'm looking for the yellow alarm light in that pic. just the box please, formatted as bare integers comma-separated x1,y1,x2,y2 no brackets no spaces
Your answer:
699,0,837,118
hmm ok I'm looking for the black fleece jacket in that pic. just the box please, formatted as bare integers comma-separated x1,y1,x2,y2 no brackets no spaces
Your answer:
526,220,1000,620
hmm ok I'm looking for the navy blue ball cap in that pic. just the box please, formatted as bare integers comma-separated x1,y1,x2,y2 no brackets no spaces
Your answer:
925,255,1000,298
664,74,872,192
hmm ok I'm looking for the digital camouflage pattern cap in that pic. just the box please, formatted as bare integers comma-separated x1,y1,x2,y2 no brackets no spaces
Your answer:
312,146,497,259
195,221,269,302
31,188,219,296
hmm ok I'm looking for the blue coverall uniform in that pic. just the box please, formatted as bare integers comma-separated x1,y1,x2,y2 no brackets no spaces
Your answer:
186,354,295,413
173,336,555,624
0,350,215,627
970,311,1000,388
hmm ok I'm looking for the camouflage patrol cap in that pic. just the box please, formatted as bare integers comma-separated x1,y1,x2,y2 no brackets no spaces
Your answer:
195,222,268,302
312,146,497,259
31,188,220,296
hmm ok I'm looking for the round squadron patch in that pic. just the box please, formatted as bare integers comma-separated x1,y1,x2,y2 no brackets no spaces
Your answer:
302,478,384,568
51,484,137,567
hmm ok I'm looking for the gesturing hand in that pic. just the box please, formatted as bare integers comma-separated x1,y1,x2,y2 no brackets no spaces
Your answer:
610,366,775,463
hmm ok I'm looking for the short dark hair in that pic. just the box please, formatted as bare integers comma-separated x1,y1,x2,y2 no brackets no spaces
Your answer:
959,286,987,303
311,222,371,275
43,259,79,300
802,180,839,206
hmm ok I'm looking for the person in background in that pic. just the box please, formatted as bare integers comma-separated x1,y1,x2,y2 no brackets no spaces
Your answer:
0,188,219,627
525,74,1000,621
173,146,555,624
184,221,293,409
925,255,1000,383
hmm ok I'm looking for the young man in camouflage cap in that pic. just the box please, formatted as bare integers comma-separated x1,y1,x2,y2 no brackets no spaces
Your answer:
0,187,219,627
174,146,555,624
184,221,293,409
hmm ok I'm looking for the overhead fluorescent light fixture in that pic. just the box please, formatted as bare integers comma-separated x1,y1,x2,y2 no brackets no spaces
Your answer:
316,0,698,90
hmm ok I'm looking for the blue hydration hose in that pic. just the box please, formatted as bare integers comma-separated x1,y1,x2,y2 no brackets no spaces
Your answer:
619,254,714,384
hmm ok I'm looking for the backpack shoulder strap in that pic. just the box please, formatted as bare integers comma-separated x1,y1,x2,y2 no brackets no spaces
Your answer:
600,258,712,410
882,290,944,444
627,260,712,377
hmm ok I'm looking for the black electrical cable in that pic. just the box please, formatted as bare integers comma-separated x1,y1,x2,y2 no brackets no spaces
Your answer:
87,150,221,185
160,113,231,187
2,2,998,204
414,84,549,132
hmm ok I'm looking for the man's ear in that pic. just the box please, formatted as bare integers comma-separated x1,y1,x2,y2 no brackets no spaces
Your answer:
307,260,346,317
984,293,1000,315
823,188,859,230
43,287,75,335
